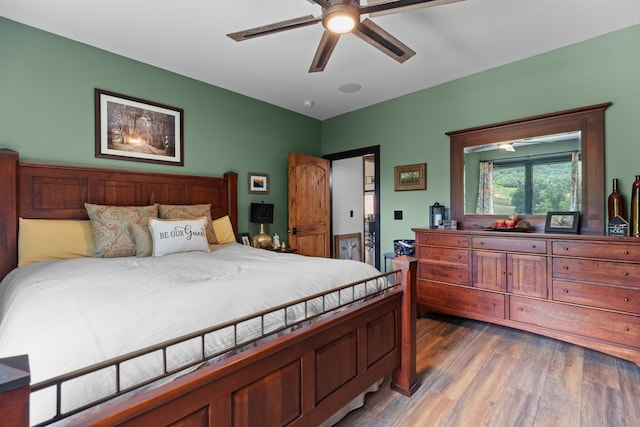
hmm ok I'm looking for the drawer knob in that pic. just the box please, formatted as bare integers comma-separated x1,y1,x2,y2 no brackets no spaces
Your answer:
624,327,630,332
424,269,428,273
564,247,570,251
564,266,569,270
480,241,485,245
531,245,536,249
502,271,506,275
624,297,630,302
492,303,496,307
624,250,630,255
457,255,461,259
519,307,524,311
563,289,569,293
457,240,461,244
457,274,462,278
424,289,429,294
623,272,629,276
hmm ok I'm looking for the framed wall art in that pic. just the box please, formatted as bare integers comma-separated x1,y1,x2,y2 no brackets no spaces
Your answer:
248,172,269,194
544,211,580,233
333,233,362,261
394,163,426,191
95,89,184,166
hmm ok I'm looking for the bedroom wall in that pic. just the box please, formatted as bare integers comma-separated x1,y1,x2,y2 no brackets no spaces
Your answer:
321,24,640,254
0,17,321,238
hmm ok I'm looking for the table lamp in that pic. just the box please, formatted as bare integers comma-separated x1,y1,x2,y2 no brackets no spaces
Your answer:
250,202,274,248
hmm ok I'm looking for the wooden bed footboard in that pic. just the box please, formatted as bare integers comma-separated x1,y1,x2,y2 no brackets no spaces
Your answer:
0,257,417,426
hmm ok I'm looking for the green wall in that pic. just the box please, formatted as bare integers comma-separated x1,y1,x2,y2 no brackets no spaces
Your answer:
322,24,640,253
3,17,640,256
0,17,321,238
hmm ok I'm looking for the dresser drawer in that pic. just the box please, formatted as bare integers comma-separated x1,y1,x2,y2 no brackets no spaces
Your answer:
417,246,468,266
418,263,469,286
472,237,546,254
416,233,469,248
552,258,640,288
418,281,505,319
552,240,640,262
552,280,640,314
509,296,639,348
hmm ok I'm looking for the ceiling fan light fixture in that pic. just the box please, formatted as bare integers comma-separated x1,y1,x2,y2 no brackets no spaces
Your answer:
498,143,516,152
323,2,359,34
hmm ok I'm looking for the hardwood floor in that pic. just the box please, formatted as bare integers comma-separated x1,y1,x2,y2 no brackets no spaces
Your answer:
335,313,640,427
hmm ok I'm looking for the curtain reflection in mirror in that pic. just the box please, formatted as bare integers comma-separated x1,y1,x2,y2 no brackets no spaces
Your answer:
476,161,494,214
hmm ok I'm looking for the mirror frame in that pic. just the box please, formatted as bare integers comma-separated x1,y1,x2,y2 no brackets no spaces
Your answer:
447,103,611,235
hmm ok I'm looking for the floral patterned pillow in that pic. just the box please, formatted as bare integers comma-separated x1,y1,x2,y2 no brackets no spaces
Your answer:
85,203,158,258
158,204,217,244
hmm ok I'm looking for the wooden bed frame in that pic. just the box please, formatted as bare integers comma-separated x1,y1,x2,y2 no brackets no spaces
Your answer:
0,149,418,426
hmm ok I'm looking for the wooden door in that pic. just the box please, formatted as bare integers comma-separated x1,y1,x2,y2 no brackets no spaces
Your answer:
507,254,547,298
472,251,507,291
288,152,330,257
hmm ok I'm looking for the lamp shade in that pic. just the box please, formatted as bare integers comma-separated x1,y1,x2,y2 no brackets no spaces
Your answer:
250,202,274,224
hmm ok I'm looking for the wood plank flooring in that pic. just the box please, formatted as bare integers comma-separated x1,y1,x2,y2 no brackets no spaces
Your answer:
335,313,640,427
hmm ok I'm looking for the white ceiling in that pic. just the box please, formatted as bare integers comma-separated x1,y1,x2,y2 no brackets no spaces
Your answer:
2,0,639,120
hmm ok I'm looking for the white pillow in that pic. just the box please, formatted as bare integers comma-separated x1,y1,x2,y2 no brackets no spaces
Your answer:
149,217,210,257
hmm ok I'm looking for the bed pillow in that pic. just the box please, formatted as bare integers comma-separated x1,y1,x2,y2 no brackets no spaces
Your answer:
18,218,95,267
149,217,210,257
130,223,153,257
158,204,217,244
85,203,158,258
212,215,236,244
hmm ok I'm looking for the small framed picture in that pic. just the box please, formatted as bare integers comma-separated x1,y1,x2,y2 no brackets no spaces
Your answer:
238,232,252,246
545,211,580,233
248,172,269,194
394,163,426,191
333,233,362,261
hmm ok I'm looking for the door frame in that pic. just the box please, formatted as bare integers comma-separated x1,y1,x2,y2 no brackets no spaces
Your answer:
324,146,381,270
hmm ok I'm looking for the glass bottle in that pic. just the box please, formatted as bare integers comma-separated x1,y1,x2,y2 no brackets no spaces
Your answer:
608,178,625,222
631,175,640,237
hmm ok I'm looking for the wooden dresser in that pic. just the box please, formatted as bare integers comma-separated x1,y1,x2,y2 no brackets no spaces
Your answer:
412,228,640,366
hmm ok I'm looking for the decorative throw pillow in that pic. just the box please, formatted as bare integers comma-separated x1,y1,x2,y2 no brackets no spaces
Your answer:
18,218,95,267
149,217,210,257
85,203,158,258
129,223,153,257
212,215,236,244
158,204,217,244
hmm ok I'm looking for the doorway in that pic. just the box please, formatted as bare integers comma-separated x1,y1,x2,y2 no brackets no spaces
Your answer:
324,146,380,270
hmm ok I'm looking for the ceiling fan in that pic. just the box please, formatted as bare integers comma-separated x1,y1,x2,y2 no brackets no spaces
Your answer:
227,0,462,73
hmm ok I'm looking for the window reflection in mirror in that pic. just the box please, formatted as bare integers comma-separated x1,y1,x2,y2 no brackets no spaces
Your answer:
464,131,581,215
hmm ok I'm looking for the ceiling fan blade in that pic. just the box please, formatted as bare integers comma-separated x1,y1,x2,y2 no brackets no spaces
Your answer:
352,18,415,63
227,15,321,41
309,31,341,73
360,0,463,16
309,0,332,7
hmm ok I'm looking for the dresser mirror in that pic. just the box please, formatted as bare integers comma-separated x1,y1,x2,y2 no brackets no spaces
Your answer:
447,103,611,234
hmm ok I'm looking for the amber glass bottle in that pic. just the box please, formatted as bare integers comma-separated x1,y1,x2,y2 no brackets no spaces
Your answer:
608,178,625,222
631,175,640,237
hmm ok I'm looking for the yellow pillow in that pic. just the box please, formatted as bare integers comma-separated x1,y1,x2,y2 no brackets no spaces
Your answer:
18,218,95,267
212,215,236,244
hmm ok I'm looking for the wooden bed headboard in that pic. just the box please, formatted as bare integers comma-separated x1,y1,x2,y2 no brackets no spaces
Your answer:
0,149,238,280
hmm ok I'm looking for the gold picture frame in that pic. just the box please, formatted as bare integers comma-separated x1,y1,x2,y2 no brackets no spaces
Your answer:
394,163,426,191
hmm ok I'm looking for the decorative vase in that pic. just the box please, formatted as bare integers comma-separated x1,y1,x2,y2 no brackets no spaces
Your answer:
631,175,640,237
608,178,625,222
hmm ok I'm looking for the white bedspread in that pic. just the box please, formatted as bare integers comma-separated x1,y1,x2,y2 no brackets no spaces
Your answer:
0,243,385,425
